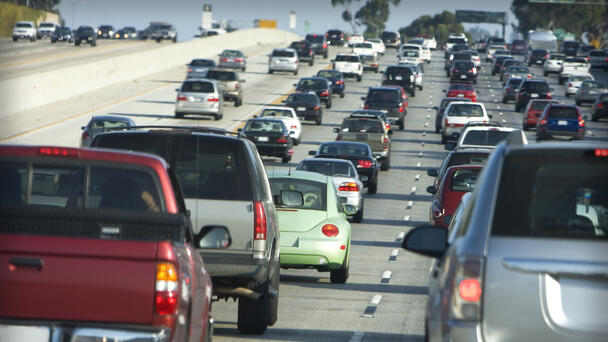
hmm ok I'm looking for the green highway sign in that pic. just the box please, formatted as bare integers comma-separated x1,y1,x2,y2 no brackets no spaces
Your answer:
455,10,506,25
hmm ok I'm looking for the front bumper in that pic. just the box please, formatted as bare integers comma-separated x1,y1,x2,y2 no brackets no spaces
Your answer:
0,322,170,342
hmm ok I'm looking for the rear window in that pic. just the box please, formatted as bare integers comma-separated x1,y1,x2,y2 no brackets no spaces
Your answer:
320,143,368,156
16,23,33,28
447,38,466,44
341,118,384,133
506,79,523,88
446,153,488,168
548,107,579,119
563,41,579,48
532,50,547,56
508,66,529,73
272,50,295,57
368,89,400,102
245,120,285,133
453,53,471,60
447,104,484,117
0,162,161,212
261,109,292,118
449,84,474,91
441,98,470,110
492,151,608,239
181,81,214,93
306,35,324,43
221,50,242,57
298,79,326,90
190,59,215,67
600,94,608,102
318,70,340,79
453,61,474,69
530,100,556,111
462,130,512,147
91,120,130,130
450,169,481,192
582,81,607,89
270,178,326,211
590,50,607,57
385,68,413,80
521,82,549,93
205,71,237,81
549,54,565,60
354,43,373,49
571,75,592,82
297,160,356,178
286,93,317,103
335,55,359,62
401,50,419,57
382,32,397,39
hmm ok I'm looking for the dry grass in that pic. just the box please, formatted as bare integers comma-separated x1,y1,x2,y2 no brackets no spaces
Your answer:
0,2,43,37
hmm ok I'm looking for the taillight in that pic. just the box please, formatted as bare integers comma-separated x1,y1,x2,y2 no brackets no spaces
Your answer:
544,54,549,59
431,204,442,219
314,105,320,110
526,74,532,78
546,93,552,99
221,57,228,61
453,69,459,73
277,135,288,143
451,257,484,321
598,103,604,108
506,87,511,91
37,147,79,157
322,224,339,237
518,93,524,98
234,58,244,62
155,262,178,315
81,131,90,140
444,118,449,126
398,104,404,112
470,68,476,74
254,201,267,240
364,104,370,110
539,118,547,125
336,80,344,85
568,83,573,87
357,160,373,168
323,43,327,49
320,90,330,96
338,182,360,191
187,67,192,72
235,83,240,89
290,125,298,130
177,96,187,101
207,96,219,102
579,116,585,127
383,137,389,148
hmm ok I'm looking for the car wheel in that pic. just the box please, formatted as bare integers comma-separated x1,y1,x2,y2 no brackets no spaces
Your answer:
340,91,345,98
234,98,242,107
357,75,362,82
237,275,269,334
175,112,184,118
91,40,96,47
592,115,598,122
575,100,581,106
294,69,298,75
293,137,300,146
523,121,529,131
491,71,495,75
399,119,404,130
375,68,378,73
51,39,56,43
353,202,363,223
326,100,331,109
309,60,314,66
441,134,447,144
12,37,17,42
75,40,80,46
330,248,349,284
214,113,223,120
515,104,521,113
267,261,280,326
502,97,508,104
446,71,450,77
156,38,161,43
381,153,390,171
543,71,548,76
324,52,328,59
368,180,377,194
315,115,322,125
242,66,246,72
410,88,416,97
281,155,291,164
268,69,273,74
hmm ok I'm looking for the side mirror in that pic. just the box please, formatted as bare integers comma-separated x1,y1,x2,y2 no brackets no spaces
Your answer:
308,150,316,156
401,225,447,258
252,115,258,118
237,128,243,133
427,168,438,177
343,204,357,216
175,88,180,92
488,114,493,118
194,226,232,249
361,97,366,100
81,126,85,130
281,190,303,207
442,89,446,92
445,143,455,150
333,127,340,133
432,106,439,110
426,186,437,194
330,59,335,62
289,130,296,135
281,100,287,103
293,83,297,86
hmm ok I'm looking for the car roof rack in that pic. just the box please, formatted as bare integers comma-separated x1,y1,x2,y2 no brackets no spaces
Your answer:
98,125,239,136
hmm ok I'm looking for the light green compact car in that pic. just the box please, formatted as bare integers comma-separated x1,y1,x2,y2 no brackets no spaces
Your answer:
268,170,356,283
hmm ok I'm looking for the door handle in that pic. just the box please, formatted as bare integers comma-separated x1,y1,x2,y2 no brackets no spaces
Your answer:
10,257,44,270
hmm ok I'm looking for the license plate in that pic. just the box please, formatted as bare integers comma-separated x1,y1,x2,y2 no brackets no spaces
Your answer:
558,120,568,126
191,97,203,102
360,175,368,181
380,109,388,113
530,93,539,98
590,90,597,94
460,75,467,79
297,107,306,111
257,136,269,142
457,94,464,97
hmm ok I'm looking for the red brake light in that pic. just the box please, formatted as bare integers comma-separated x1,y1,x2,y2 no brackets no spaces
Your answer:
221,57,228,61
546,93,552,99
398,104,404,112
314,105,320,110
207,96,219,102
336,80,344,85
277,135,288,143
598,103,604,108
357,160,373,168
81,131,90,140
595,149,608,157
234,58,244,62
235,83,240,89
187,67,192,72
338,182,360,192
568,83,573,87
155,262,178,315
320,90,330,96
254,201,267,240
459,278,482,302
364,104,370,110
322,224,339,237
578,116,585,127
37,147,78,157
177,96,187,101
323,43,327,49
539,118,547,125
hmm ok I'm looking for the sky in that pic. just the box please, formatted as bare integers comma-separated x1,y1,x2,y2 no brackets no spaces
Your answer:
56,0,517,42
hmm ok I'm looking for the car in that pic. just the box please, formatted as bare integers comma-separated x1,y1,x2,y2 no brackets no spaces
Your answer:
282,92,323,125
96,25,115,39
326,29,345,46
450,61,477,84
305,33,328,58
484,36,506,51
0,145,218,342
399,50,424,70
418,34,437,50
499,60,526,80
381,65,416,97
565,74,594,97
296,158,365,222
115,26,137,39
515,79,552,112
445,37,467,53
12,21,37,42
559,56,590,85
361,54,380,73
543,53,566,76
434,97,472,133
239,118,294,163
309,141,379,194
589,49,608,71
427,165,483,228
37,22,57,39
50,26,73,43
440,102,491,144
289,40,314,66
380,30,400,48
204,68,245,107
174,79,224,119
536,104,586,141
218,49,247,71
91,126,281,334
526,48,548,65
427,149,490,191
445,83,478,102
350,109,392,131
486,45,508,62
561,40,580,56
576,44,595,59
332,53,363,81
352,42,377,58
469,50,481,69
146,22,177,43
509,39,527,55
268,170,354,282
317,69,346,98
502,65,532,84
186,58,216,79
591,93,608,121
502,78,524,103
333,114,393,171
522,99,560,131
347,34,365,47
257,106,302,145
399,63,423,90
491,56,514,75
366,38,386,55
449,126,528,151
74,26,97,47
447,44,471,60
362,86,408,129
403,141,608,342
445,52,472,75
399,43,424,57
575,80,608,106
80,115,135,147
295,77,333,108
268,48,299,75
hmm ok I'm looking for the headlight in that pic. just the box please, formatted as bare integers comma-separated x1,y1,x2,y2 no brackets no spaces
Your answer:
169,32,176,37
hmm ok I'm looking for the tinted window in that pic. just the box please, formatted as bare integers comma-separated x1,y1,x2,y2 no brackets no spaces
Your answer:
453,61,474,69
286,93,317,103
368,89,400,102
306,35,324,43
297,160,356,178
320,143,368,156
341,118,384,133
385,68,412,80
190,59,215,67
548,107,578,119
182,81,214,93
245,120,285,132
298,79,326,90
462,130,512,146
272,50,295,57
521,82,549,93
335,55,359,62
600,94,608,102
382,32,397,39
205,71,237,81
450,169,481,192
453,53,471,60
563,41,579,48
16,23,33,28
446,153,489,168
261,109,292,118
506,79,523,88
448,104,484,117
354,43,372,49
447,38,466,44
532,50,547,56
449,84,474,91
492,151,608,239
589,50,606,57
91,119,129,130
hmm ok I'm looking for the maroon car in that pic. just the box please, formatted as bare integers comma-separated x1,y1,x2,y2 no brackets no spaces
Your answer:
0,145,224,342
426,164,483,228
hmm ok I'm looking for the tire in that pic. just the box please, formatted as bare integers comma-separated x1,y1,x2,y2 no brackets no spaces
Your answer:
242,66,246,72
592,115,598,122
330,254,349,284
51,39,56,43
380,153,390,171
368,179,377,194
502,97,508,104
281,155,291,164
543,71,548,76
340,91,345,98
175,112,184,118
12,37,17,42
234,98,242,107
75,40,80,46
315,114,322,125
293,137,300,146
353,202,363,223
267,261,280,326
441,134,447,144
237,276,269,334
357,74,362,82
309,59,314,66
410,88,416,97
31,36,35,42
399,119,404,130
91,40,96,47
156,38,161,43
375,68,378,73
294,69,298,75
491,71,495,76
326,100,331,109
324,52,328,59
446,71,450,77
515,104,521,113
214,113,223,120
523,121,529,131
576,100,581,106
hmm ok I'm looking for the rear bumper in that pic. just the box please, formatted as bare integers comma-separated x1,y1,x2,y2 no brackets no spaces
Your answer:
0,322,170,342
270,63,298,72
201,251,269,284
538,127,585,140
254,143,291,157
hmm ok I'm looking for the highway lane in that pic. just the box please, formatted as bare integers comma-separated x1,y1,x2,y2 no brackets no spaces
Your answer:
3,43,608,342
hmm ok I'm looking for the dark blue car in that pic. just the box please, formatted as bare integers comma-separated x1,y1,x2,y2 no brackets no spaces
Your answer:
316,69,345,98
536,104,585,141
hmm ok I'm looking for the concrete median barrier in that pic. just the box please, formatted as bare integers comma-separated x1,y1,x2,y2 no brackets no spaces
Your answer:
0,28,300,117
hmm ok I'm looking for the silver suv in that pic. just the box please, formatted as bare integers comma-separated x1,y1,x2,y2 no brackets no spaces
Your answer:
174,79,224,120
268,48,298,75
403,141,608,342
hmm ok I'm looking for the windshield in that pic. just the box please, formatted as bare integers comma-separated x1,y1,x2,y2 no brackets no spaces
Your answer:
297,161,356,178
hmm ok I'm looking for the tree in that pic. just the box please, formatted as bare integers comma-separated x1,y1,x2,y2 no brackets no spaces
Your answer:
7,0,61,12
331,0,360,34
331,0,400,37
399,11,468,46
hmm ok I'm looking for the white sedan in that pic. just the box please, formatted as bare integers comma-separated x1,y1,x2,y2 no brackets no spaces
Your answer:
352,42,377,58
258,106,302,145
366,39,386,56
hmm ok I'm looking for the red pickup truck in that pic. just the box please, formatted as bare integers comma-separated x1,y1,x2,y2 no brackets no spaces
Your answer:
0,146,228,342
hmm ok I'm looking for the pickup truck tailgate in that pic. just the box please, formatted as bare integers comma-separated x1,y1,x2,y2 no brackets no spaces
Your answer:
0,234,157,324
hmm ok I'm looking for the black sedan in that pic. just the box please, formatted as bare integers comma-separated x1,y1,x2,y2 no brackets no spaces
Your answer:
592,93,608,122
309,141,379,194
51,26,73,43
362,87,407,129
289,40,314,66
316,69,345,98
239,118,293,163
450,61,477,84
526,49,548,66
282,93,323,125
294,77,333,108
